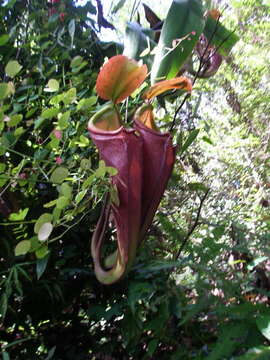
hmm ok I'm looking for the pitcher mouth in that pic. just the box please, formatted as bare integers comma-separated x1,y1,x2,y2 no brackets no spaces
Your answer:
134,118,172,138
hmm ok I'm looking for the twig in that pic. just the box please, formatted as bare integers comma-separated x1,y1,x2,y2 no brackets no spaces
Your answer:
175,189,210,259
170,15,222,132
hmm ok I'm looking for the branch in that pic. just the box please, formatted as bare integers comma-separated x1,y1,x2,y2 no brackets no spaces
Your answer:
175,188,210,259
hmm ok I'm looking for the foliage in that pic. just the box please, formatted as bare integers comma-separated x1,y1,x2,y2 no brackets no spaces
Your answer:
0,0,270,359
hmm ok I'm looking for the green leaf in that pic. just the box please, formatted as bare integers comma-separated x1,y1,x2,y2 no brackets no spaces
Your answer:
75,190,87,204
63,88,76,105
0,34,9,46
8,114,23,127
56,196,69,209
15,240,31,256
35,245,49,259
50,167,69,184
70,55,83,68
106,166,118,176
38,222,53,242
45,79,59,92
9,208,29,221
151,0,205,83
204,16,239,56
123,22,156,67
80,158,91,170
256,315,270,341
77,135,89,147
180,129,200,154
41,107,59,119
5,60,22,78
58,110,70,129
60,182,72,198
0,83,9,99
77,97,97,111
34,213,53,234
188,182,208,192
36,254,49,280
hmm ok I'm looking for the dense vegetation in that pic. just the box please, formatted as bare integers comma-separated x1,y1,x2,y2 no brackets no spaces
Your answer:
1,0,270,359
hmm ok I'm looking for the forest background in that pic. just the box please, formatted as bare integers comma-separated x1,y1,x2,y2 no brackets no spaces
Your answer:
0,0,270,359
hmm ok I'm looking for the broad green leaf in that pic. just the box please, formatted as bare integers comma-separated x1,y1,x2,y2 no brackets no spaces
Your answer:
38,222,53,242
35,245,49,259
0,83,9,99
41,107,59,119
50,167,69,184
80,158,91,170
56,196,69,209
34,213,53,234
36,254,49,280
58,110,70,129
151,0,205,83
5,60,22,78
8,114,23,127
45,79,59,92
63,88,76,105
15,240,31,256
123,22,156,67
256,315,270,341
180,129,200,154
70,55,83,68
14,127,25,137
204,16,239,56
77,97,97,111
0,34,9,46
60,182,72,198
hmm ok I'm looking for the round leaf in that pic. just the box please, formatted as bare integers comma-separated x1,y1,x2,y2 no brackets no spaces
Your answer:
45,79,60,92
38,222,53,242
50,167,69,184
5,60,22,78
15,240,31,256
34,213,53,234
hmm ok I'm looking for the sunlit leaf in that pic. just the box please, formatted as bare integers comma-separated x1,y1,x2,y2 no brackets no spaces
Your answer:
38,222,53,242
143,77,192,99
45,79,59,92
15,240,31,256
50,167,69,184
5,60,22,78
34,213,53,234
96,55,148,103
